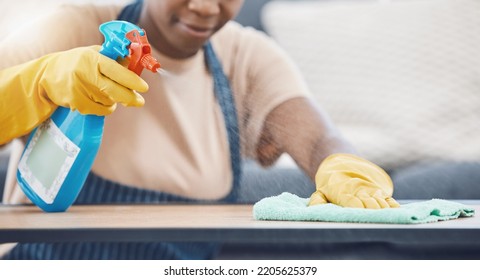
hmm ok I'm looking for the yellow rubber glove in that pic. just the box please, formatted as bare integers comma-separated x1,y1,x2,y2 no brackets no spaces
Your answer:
0,46,149,145
308,153,400,209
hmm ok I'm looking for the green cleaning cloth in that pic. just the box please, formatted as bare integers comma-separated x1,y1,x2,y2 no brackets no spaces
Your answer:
253,192,475,224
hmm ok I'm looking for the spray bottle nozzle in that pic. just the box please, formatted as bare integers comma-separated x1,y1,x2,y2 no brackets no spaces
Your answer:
99,21,161,76
125,29,161,75
140,54,161,73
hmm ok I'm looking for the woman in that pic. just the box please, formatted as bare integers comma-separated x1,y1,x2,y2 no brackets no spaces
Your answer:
0,0,398,259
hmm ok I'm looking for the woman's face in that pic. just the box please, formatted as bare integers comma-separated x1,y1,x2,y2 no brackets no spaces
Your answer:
142,0,244,59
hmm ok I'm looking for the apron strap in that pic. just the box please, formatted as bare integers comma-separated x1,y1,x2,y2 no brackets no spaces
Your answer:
117,0,144,23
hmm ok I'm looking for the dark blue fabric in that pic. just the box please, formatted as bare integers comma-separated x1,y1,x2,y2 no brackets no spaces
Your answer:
3,0,242,260
117,0,143,23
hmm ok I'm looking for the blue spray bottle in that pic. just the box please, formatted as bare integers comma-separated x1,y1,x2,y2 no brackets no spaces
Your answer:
16,20,160,212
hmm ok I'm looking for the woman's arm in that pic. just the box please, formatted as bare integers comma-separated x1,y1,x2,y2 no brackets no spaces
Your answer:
257,96,355,180
258,96,399,209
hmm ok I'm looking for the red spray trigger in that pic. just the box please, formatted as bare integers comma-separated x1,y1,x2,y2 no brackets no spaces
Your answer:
125,29,161,75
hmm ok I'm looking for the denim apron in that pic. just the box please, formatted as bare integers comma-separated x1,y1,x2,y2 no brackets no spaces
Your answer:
3,0,242,259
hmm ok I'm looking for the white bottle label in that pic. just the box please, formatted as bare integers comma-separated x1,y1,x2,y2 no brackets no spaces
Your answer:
18,119,80,204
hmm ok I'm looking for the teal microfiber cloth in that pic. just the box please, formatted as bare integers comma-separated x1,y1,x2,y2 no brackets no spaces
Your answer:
253,192,475,224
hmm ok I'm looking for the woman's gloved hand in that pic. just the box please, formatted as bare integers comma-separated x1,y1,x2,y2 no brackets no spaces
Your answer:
0,46,149,145
308,153,400,209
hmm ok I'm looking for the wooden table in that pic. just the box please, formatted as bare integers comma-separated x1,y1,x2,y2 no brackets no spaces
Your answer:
0,202,478,245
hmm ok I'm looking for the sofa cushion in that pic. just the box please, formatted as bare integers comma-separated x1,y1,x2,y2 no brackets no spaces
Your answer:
262,0,480,170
